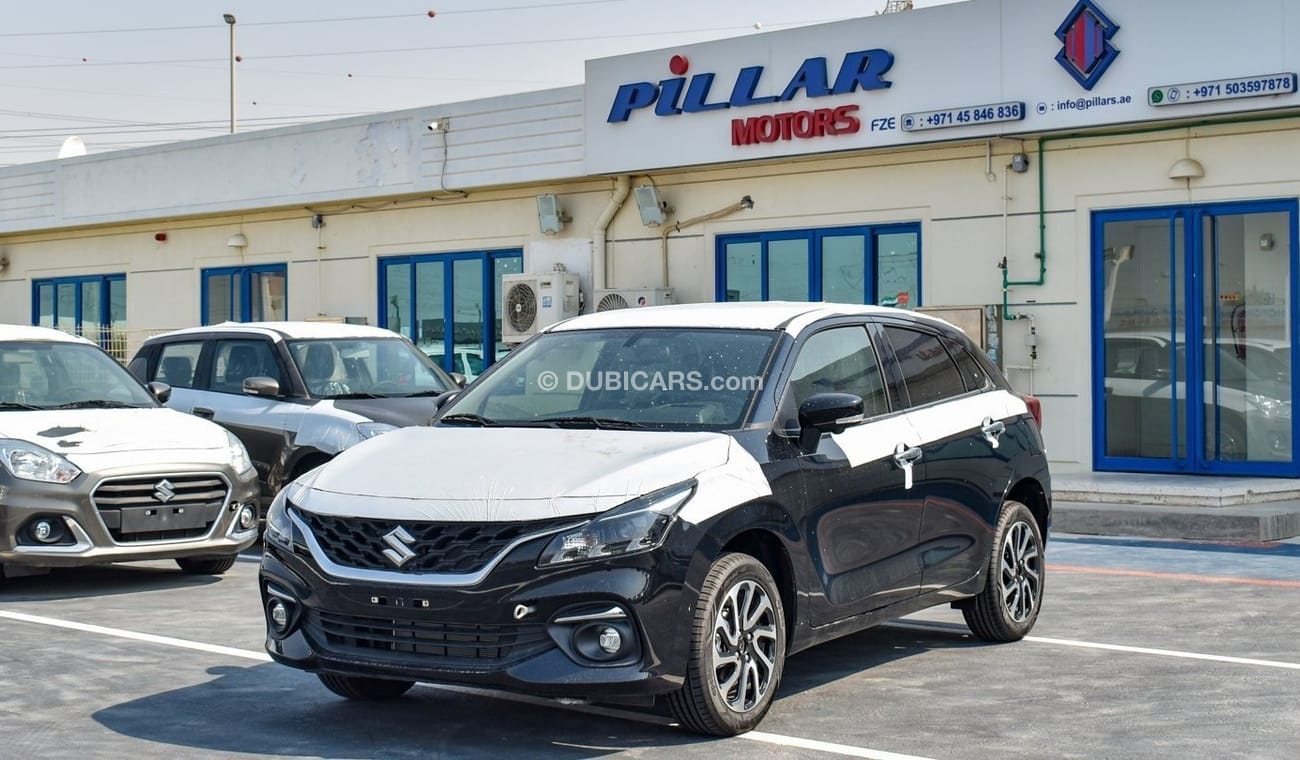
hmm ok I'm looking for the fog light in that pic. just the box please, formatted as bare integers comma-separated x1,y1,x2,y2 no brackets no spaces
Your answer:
32,519,60,544
238,505,256,531
268,598,290,634
597,626,622,655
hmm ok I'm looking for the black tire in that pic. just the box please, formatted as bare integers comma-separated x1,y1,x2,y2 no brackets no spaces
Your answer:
961,500,1045,642
317,673,415,701
175,556,237,575
668,552,786,737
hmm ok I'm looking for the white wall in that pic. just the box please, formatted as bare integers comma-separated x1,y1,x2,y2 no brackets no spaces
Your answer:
3,121,1300,475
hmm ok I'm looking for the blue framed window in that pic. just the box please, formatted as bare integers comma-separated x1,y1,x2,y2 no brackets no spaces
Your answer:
379,250,522,380
715,223,921,307
32,274,127,355
202,264,287,324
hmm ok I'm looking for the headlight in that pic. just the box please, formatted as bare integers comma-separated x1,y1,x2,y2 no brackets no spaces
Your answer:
0,440,82,484
538,481,695,567
265,487,294,549
357,422,398,440
226,431,255,475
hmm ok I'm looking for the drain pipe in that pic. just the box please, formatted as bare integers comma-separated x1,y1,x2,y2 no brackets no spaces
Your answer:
592,176,631,295
659,196,755,288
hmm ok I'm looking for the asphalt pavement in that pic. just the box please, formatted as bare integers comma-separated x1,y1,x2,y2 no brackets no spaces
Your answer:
1,533,1297,759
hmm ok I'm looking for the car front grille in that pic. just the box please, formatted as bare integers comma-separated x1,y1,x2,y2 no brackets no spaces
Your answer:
307,610,550,664
93,474,229,543
296,511,578,574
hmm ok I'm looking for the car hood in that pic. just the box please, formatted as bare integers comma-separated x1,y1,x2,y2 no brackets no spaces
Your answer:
0,408,231,468
329,396,442,427
294,426,735,521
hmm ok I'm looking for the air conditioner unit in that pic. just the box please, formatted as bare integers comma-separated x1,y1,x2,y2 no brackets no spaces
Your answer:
593,288,675,312
501,271,581,343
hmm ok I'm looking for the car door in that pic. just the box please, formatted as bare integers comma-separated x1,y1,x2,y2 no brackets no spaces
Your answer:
781,322,925,625
879,323,1013,594
203,337,298,497
148,339,208,415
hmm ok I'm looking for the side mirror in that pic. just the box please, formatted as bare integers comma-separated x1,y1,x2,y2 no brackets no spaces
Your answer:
797,393,865,453
146,381,172,404
449,372,468,388
432,390,460,412
243,376,281,398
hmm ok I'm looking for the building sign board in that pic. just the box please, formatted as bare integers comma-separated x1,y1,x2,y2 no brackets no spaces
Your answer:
584,0,1300,175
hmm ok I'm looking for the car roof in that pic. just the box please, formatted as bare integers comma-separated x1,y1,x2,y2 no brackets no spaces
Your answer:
0,324,95,345
145,321,401,343
546,302,946,335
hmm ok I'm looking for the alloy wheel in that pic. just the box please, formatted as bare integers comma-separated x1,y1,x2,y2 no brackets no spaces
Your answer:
999,521,1042,623
710,578,778,712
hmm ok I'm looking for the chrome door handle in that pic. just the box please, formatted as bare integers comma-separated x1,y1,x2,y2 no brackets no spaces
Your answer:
893,443,923,490
982,417,1006,448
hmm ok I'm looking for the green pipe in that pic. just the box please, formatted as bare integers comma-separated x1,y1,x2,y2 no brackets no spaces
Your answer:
1000,109,1300,321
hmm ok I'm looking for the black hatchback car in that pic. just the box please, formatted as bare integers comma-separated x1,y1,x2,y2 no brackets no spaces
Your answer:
259,302,1050,736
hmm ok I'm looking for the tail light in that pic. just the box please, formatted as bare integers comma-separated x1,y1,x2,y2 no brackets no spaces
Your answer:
1020,394,1042,430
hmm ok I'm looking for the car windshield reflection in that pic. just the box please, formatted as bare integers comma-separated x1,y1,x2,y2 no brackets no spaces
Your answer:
0,341,156,410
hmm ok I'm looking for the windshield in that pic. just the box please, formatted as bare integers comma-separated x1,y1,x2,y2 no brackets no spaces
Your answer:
440,328,778,430
0,341,156,409
287,338,454,398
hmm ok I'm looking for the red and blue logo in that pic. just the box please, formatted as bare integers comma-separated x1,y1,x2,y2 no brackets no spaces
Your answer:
1055,0,1120,91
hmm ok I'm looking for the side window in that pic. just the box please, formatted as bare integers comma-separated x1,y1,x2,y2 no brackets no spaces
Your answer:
883,326,967,407
947,340,991,392
786,326,889,417
210,340,281,394
155,342,203,389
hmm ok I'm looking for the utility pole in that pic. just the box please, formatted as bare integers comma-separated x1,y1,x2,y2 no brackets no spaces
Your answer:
223,13,237,133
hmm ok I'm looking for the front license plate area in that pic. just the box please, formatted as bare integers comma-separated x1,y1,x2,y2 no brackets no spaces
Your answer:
120,504,217,533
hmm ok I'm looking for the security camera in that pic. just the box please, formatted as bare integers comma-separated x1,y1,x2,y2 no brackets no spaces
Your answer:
426,118,448,132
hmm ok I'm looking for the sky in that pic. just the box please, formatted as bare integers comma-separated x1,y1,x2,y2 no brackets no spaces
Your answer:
0,0,963,166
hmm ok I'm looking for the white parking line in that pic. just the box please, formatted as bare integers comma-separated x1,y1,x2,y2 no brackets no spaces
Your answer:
0,608,937,760
888,621,1300,671
0,609,272,663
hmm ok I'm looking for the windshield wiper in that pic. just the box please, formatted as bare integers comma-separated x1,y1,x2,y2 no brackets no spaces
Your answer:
542,416,648,430
0,401,46,411
53,399,141,409
438,413,498,426
326,392,388,400
402,389,454,398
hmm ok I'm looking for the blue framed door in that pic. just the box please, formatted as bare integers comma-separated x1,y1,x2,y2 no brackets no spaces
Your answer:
1093,199,1299,476
379,250,522,379
201,264,287,324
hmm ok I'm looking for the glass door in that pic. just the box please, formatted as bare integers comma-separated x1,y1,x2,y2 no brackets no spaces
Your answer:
1094,200,1298,476
1197,206,1293,471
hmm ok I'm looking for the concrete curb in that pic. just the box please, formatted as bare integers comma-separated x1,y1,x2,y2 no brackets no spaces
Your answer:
1053,500,1300,541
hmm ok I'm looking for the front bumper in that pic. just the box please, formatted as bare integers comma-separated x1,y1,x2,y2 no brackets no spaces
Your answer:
259,526,695,700
0,464,260,568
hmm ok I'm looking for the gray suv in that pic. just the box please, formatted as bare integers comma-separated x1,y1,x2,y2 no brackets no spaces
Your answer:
129,323,457,504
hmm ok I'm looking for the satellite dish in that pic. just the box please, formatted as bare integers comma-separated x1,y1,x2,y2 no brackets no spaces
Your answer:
57,136,87,158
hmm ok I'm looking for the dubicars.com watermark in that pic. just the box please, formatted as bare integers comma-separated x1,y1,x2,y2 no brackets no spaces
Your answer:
535,370,763,393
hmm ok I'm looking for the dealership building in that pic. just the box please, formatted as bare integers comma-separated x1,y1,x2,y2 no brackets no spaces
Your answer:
3,0,1300,494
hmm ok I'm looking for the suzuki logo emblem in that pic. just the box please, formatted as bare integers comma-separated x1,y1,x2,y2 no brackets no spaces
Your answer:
153,479,176,503
381,526,418,568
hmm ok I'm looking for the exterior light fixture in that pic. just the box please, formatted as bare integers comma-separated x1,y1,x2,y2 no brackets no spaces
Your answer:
1168,157,1204,180
536,194,571,234
226,232,248,248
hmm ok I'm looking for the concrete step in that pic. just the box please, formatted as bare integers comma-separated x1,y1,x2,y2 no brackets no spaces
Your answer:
1052,472,1300,508
1053,500,1300,542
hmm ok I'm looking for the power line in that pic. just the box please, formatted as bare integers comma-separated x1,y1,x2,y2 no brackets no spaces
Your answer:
0,0,629,38
0,19,846,70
